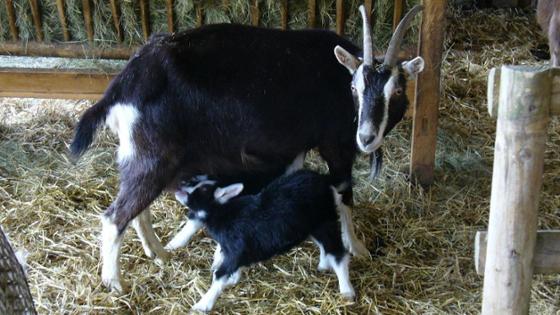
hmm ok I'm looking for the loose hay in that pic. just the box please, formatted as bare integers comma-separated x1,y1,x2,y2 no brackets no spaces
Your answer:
1,6,560,315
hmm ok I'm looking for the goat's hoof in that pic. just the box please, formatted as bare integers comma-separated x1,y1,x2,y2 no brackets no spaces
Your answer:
164,243,180,251
341,291,356,301
102,277,129,294
317,263,331,272
192,301,212,313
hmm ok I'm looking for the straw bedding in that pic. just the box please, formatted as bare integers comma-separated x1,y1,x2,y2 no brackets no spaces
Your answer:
1,6,560,315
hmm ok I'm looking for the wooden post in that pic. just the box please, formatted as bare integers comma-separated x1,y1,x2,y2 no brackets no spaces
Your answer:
336,0,344,35
481,65,552,315
280,0,288,30
475,230,560,275
82,0,94,44
109,0,123,43
364,0,374,29
5,0,18,41
29,0,43,41
166,0,175,33
196,5,204,27
409,0,447,186
139,0,150,40
393,0,404,31
55,0,70,41
308,0,316,28
250,0,260,27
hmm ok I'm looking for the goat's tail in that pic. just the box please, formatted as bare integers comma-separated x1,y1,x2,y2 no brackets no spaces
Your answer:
69,97,112,159
332,187,369,258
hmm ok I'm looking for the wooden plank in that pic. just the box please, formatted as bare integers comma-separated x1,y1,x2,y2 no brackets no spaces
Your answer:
82,0,94,44
55,0,70,41
280,0,288,30
475,230,560,275
0,41,134,59
166,0,175,33
364,0,374,27
481,65,551,315
109,0,123,43
0,68,116,100
139,0,150,40
308,0,316,28
29,0,44,41
251,0,260,27
409,0,447,186
196,5,204,27
488,66,560,117
336,0,344,35
5,0,18,41
393,0,404,31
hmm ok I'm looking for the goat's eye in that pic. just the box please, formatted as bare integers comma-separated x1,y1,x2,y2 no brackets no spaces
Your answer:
351,86,356,93
394,87,403,96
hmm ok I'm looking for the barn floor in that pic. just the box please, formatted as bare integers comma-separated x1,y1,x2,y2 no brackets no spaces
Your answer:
1,7,560,315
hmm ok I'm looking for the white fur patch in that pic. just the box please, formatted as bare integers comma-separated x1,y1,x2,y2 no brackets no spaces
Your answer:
106,103,140,164
332,187,368,257
100,215,126,292
165,219,203,251
193,270,241,312
329,254,354,299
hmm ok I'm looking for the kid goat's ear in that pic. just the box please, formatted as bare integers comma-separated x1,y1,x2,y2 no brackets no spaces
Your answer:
214,183,244,204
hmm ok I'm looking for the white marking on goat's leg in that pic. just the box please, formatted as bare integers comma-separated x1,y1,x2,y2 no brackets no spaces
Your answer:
332,188,369,257
164,219,203,251
284,151,306,175
100,215,128,293
132,210,170,263
192,270,241,312
311,237,331,271
329,254,355,300
105,103,140,164
211,244,224,271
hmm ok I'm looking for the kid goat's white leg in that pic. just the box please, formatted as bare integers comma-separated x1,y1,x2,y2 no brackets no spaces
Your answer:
329,254,355,299
192,270,241,312
165,219,203,251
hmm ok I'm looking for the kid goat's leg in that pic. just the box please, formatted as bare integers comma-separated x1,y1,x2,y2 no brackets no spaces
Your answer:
193,261,242,312
165,219,203,251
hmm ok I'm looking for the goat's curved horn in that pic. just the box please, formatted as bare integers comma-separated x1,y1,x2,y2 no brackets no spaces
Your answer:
359,5,373,65
384,4,424,67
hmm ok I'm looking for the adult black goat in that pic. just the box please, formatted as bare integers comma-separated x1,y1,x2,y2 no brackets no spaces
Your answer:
70,5,424,292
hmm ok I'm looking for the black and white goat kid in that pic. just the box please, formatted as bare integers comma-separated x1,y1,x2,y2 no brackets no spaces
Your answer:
174,170,358,312
69,5,423,292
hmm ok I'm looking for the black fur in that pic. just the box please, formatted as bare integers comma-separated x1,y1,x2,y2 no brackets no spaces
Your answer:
179,170,347,280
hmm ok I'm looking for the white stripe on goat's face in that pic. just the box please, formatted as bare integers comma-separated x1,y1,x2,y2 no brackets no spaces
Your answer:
352,64,406,153
106,103,140,164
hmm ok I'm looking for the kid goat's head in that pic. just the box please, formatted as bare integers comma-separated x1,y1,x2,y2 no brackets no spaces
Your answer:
175,175,244,217
334,5,425,153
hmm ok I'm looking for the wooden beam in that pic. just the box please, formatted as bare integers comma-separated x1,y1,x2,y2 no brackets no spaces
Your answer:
409,0,447,186
488,66,560,117
393,0,404,31
139,0,150,40
109,0,123,43
280,0,288,30
336,0,344,35
55,0,71,41
166,0,175,33
0,68,116,100
196,5,204,27
29,0,44,41
364,0,374,29
308,0,316,28
481,65,551,315
250,0,260,27
0,42,134,59
5,0,19,41
82,0,94,44
475,230,560,275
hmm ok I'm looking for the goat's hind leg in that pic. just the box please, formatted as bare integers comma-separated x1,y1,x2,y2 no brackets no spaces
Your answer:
131,209,170,263
193,260,242,312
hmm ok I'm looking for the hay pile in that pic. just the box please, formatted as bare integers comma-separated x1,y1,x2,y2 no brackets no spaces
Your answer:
0,0,419,49
1,6,560,315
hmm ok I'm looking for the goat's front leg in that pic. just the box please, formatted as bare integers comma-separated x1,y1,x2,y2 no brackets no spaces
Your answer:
131,210,169,262
165,219,203,251
192,269,241,312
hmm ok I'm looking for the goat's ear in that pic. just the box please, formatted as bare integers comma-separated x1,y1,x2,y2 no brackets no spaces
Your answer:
214,183,244,204
402,56,424,79
334,45,361,73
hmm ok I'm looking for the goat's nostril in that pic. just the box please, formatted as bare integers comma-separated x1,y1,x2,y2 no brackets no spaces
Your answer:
359,133,376,145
